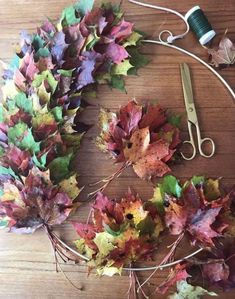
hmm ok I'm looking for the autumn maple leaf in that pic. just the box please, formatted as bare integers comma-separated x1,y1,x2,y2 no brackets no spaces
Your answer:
208,34,235,68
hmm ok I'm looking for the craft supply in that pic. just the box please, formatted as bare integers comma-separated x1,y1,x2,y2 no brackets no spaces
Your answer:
129,0,189,43
185,6,216,45
180,63,215,160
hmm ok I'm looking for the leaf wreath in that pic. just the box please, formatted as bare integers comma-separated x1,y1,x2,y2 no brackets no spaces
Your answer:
0,1,235,298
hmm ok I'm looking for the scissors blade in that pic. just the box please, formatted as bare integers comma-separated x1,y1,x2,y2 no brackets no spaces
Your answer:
180,63,198,124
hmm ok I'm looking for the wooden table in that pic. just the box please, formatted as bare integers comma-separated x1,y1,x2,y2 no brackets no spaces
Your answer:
0,0,235,298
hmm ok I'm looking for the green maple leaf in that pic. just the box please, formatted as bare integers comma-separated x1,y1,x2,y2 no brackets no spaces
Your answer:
75,0,94,16
74,239,95,259
8,123,40,154
160,175,182,198
51,106,63,122
151,187,164,215
112,60,134,76
61,6,81,26
0,217,9,228
32,35,45,51
59,174,80,200
137,215,155,236
123,32,143,47
168,115,181,128
37,83,51,104
61,133,84,150
8,122,28,142
35,48,50,59
0,165,18,179
0,105,5,123
48,153,73,183
110,75,126,92
0,146,5,157
128,47,149,74
33,71,58,94
190,176,205,186
15,92,33,114
10,54,20,69
93,232,116,256
58,69,74,77
32,153,48,169
32,112,56,129
21,129,40,153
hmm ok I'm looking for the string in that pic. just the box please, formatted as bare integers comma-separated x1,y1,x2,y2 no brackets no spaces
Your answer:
141,39,235,101
128,0,189,43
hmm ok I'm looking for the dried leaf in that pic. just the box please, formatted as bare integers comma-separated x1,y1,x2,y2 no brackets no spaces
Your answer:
208,35,235,67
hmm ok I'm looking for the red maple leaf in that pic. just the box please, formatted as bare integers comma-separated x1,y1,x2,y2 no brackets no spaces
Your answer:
165,183,229,247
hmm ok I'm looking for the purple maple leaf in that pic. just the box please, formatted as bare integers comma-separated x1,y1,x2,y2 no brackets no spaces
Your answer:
51,32,68,62
76,51,103,89
106,42,129,64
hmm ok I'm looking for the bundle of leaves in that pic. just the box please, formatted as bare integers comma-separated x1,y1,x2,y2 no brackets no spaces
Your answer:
96,100,181,183
0,166,80,233
73,190,164,276
153,175,232,248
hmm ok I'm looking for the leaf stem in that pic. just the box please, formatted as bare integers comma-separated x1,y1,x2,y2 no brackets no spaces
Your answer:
137,232,184,291
88,162,131,198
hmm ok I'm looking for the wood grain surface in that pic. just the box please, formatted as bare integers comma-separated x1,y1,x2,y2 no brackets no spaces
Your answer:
0,0,235,298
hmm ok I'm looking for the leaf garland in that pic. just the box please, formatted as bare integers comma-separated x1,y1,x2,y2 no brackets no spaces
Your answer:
0,0,148,232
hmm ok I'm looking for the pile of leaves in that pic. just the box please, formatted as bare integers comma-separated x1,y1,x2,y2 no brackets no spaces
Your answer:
96,100,181,181
0,0,148,232
73,176,235,298
73,190,164,276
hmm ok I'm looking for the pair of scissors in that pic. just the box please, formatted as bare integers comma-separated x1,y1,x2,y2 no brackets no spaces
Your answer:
180,63,215,160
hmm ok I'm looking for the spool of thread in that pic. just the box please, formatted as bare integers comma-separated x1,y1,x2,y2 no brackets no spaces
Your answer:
185,6,216,45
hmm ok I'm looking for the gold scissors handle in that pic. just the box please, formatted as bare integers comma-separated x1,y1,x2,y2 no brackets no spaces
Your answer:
181,121,216,161
180,63,216,160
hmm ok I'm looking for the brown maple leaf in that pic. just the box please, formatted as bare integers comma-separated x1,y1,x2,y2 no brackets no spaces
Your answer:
123,127,171,179
208,35,235,67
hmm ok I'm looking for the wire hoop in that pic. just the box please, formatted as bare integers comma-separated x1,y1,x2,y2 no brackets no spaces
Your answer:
53,39,235,272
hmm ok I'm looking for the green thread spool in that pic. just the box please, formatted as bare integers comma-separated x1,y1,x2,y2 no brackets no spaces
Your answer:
185,6,216,45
